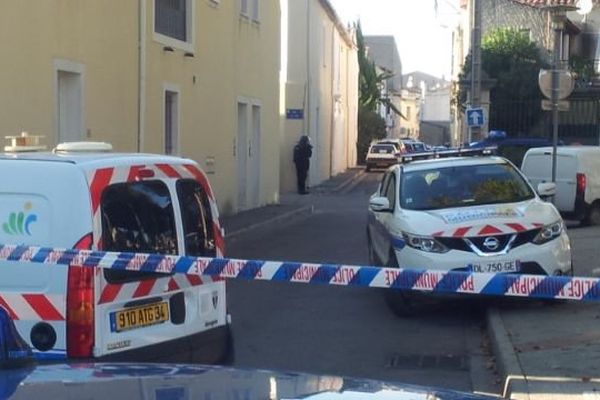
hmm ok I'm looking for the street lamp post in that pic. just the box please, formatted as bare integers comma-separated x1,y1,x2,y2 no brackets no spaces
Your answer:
551,10,565,185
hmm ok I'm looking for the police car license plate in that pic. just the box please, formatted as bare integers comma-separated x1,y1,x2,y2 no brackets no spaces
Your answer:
110,302,169,332
470,260,520,273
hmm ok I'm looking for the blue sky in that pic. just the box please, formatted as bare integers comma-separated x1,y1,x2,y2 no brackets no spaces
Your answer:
329,0,457,79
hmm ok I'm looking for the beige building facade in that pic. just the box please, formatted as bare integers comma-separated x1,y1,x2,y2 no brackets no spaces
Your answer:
282,0,358,192
0,0,281,215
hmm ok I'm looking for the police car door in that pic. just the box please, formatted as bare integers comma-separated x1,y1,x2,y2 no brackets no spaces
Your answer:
370,171,397,265
90,164,225,359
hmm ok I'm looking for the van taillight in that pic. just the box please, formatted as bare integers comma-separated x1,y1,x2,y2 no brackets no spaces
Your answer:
577,173,587,197
67,234,94,358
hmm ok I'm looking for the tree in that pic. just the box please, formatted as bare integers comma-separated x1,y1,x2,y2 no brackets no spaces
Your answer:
355,21,402,163
456,28,549,136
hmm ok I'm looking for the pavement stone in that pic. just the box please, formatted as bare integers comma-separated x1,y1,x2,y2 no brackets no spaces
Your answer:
488,225,600,399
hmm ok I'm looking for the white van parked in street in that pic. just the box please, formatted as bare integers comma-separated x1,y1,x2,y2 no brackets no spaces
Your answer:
0,136,230,362
521,146,600,225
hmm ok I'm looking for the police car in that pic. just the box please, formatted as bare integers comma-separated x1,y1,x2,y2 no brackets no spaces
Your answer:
0,134,230,362
367,151,572,290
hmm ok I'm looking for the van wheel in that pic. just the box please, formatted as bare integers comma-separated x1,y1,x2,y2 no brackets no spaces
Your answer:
383,249,417,317
586,203,600,226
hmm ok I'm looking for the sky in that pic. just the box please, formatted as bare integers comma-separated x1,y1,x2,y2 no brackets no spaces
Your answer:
328,0,458,80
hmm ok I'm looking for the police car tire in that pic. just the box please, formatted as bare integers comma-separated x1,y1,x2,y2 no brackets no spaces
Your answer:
383,249,417,318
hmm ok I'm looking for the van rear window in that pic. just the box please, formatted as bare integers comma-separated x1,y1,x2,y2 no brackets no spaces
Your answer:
176,179,216,257
100,181,177,283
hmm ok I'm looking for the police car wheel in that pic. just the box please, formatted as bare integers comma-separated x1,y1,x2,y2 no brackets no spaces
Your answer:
383,249,417,317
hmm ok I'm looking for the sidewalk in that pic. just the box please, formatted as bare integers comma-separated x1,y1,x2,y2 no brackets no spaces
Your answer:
220,167,365,240
488,225,600,400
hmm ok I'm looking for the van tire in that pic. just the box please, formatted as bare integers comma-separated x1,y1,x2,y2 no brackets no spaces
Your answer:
585,202,600,226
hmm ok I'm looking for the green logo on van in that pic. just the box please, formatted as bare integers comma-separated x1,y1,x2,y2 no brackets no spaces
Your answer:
3,203,37,236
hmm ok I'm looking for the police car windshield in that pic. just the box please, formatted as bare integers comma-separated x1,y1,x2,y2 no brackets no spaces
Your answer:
400,162,535,211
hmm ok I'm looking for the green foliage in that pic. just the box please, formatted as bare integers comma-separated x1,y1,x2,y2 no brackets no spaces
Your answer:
357,108,387,164
455,28,549,134
355,21,403,163
355,21,404,116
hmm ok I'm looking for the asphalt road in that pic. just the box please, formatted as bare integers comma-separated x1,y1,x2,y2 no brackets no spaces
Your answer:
226,172,500,395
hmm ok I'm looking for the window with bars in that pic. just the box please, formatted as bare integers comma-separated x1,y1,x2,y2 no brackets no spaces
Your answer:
155,0,188,42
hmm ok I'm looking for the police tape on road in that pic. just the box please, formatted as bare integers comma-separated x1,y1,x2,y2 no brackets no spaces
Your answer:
0,243,596,301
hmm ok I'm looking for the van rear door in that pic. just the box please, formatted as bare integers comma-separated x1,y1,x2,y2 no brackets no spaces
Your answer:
89,164,226,361
521,151,577,212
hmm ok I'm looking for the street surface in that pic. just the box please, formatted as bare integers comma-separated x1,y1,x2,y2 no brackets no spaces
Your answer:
226,172,500,395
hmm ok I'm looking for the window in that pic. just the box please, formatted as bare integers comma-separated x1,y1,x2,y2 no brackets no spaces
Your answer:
155,0,188,42
101,181,178,283
164,89,179,155
240,0,249,16
251,0,260,21
383,174,396,210
177,180,216,257
406,106,411,120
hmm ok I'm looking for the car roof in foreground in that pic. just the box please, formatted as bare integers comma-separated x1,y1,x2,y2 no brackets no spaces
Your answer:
399,156,508,172
6,362,496,400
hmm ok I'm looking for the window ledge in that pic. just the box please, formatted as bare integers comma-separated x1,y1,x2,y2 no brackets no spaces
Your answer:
153,32,194,53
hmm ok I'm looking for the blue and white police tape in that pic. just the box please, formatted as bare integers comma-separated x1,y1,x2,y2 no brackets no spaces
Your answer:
0,243,595,301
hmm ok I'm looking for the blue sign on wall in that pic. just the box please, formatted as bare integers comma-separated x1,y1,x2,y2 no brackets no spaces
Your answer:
286,109,304,120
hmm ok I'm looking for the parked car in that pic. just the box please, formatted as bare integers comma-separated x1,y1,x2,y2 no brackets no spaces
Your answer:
367,153,571,315
365,143,398,171
375,138,407,154
400,139,427,153
521,146,600,225
0,136,231,362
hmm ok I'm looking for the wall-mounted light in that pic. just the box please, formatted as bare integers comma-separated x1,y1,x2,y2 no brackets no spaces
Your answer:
163,46,174,52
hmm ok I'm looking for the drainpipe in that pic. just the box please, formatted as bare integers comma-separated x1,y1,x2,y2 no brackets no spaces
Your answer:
137,0,147,152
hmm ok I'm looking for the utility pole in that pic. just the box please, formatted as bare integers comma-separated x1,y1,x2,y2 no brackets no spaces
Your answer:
469,0,482,143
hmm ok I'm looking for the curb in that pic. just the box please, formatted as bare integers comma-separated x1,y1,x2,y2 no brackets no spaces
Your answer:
332,169,366,193
224,204,314,241
486,308,529,399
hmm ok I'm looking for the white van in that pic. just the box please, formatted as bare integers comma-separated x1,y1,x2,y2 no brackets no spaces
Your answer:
521,146,600,225
0,140,230,362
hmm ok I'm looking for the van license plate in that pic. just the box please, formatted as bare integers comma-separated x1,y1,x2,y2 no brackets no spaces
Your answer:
470,260,520,273
110,302,169,333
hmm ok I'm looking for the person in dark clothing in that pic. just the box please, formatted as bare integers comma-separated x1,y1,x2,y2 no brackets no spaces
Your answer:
293,135,312,194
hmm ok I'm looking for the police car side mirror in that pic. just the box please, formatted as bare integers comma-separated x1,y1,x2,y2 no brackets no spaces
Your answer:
370,197,391,213
537,182,556,199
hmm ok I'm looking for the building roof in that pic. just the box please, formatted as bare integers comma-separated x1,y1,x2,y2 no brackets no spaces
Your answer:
402,71,449,91
363,36,403,91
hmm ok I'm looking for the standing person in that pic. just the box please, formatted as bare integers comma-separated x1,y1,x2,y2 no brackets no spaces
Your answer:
293,135,312,194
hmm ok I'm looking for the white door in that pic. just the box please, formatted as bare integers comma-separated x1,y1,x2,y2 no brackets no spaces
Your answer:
237,103,248,211
248,105,261,208
57,71,83,142
522,153,577,212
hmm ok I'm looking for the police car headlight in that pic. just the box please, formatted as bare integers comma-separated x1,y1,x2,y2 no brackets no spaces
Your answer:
533,221,563,245
402,232,449,253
